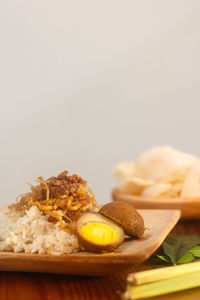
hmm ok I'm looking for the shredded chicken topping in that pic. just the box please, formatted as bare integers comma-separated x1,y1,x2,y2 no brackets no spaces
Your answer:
9,171,98,233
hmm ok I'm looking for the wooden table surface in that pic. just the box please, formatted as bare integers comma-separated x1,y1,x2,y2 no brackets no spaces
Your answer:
1,219,200,300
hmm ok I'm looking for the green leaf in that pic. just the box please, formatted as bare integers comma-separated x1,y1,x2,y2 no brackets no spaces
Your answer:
190,245,200,257
177,251,195,264
162,234,200,264
156,255,171,263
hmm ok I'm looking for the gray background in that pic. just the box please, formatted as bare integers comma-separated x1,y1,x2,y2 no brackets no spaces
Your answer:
1,0,200,205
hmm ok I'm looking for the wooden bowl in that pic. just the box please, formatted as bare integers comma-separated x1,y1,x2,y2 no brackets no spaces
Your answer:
112,188,200,219
0,209,180,276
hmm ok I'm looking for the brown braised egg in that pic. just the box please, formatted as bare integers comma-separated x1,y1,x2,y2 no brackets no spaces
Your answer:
99,201,144,239
76,212,125,253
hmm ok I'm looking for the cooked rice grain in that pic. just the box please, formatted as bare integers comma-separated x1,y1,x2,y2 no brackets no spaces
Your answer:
0,206,80,255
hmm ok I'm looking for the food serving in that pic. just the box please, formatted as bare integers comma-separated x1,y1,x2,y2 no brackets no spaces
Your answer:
0,170,145,255
76,212,125,253
99,201,144,238
113,146,200,199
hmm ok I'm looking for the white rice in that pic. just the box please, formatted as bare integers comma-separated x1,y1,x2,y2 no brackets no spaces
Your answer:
0,206,80,255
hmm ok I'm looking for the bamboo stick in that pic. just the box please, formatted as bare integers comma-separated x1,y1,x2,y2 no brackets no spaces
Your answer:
127,261,200,285
123,267,200,299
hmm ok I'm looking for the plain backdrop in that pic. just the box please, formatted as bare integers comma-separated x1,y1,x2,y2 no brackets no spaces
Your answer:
0,0,200,205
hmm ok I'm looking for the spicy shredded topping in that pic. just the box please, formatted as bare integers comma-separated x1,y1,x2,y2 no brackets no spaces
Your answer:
9,171,99,233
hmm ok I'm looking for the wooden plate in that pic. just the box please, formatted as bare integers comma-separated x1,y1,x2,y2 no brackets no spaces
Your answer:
0,209,180,276
112,188,200,219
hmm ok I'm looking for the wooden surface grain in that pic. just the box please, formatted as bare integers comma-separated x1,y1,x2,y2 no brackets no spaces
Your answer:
112,188,200,219
0,209,180,276
1,219,200,300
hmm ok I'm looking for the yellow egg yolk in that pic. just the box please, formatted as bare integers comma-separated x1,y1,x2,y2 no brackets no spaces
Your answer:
80,222,118,245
